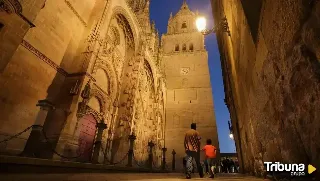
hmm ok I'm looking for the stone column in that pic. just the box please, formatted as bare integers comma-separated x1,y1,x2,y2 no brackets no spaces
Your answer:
161,147,167,170
172,149,176,171
147,141,155,169
92,122,107,163
127,134,136,167
22,99,55,157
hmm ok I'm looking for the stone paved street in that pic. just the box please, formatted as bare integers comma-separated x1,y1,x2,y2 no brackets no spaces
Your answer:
0,173,265,181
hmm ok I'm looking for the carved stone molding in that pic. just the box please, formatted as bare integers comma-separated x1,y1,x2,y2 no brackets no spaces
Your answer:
111,6,138,50
64,0,87,27
77,104,105,123
21,40,68,76
21,40,95,80
90,86,108,114
126,0,149,13
0,0,22,14
92,59,118,102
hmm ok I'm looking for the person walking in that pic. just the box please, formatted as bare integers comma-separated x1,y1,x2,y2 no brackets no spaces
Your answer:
202,139,217,178
184,123,204,179
234,158,239,173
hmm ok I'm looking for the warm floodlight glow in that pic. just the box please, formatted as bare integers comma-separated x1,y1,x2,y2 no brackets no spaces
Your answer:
229,133,234,140
196,17,207,32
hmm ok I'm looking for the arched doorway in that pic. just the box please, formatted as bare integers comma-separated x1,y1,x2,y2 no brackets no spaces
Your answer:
77,114,97,162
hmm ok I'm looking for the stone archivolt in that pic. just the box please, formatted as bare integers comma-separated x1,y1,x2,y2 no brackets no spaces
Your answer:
0,0,22,14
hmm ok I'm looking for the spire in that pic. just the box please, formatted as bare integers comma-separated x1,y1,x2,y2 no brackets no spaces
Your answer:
181,0,189,9
169,12,173,19
143,0,150,13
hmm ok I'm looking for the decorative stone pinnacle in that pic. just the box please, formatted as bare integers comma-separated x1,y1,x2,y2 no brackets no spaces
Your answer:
128,134,137,140
81,80,91,99
36,99,55,110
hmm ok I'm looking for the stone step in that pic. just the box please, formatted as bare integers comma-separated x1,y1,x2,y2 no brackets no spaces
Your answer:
0,155,169,174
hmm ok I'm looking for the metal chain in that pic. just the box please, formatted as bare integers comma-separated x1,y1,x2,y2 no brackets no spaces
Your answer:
132,152,146,168
100,145,128,165
109,152,128,165
41,127,83,159
0,125,33,144
152,159,162,170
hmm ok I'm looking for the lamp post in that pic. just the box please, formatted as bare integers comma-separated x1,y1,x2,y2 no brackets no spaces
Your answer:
228,120,234,140
196,16,230,36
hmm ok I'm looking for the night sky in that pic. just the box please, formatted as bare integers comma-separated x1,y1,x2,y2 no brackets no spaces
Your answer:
150,0,236,153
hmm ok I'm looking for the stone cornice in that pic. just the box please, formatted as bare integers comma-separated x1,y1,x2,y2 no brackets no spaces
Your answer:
20,40,95,80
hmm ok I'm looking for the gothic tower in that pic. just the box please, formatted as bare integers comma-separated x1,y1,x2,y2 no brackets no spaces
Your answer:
162,0,220,170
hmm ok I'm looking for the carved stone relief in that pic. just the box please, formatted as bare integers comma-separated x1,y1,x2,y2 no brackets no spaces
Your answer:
0,0,22,14
131,60,164,161
126,0,149,13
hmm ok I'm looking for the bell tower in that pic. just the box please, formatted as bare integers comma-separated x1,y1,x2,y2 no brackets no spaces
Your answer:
162,0,220,171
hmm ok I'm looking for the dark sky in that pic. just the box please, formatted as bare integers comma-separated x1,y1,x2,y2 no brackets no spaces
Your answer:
150,0,236,153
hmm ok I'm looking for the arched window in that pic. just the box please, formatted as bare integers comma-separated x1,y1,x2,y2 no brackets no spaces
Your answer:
0,23,3,31
181,22,187,29
175,44,180,51
182,44,187,51
189,43,194,51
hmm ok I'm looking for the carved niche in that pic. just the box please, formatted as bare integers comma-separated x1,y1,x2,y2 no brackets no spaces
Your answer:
0,0,22,14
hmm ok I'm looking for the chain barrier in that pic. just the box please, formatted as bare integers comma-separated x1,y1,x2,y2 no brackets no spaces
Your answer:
0,125,172,171
100,145,128,165
41,127,83,159
132,152,147,168
0,125,33,144
152,160,162,170
0,125,83,159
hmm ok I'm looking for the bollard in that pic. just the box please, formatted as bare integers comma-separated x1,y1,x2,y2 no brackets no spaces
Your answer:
148,140,155,169
127,134,136,167
161,147,167,170
92,122,107,163
172,149,176,171
22,99,55,157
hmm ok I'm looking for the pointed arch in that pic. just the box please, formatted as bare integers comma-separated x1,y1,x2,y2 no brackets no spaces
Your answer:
111,6,139,52
92,60,118,102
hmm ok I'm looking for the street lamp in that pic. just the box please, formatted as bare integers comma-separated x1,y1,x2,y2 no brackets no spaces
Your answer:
196,16,231,36
228,120,234,140
229,133,234,140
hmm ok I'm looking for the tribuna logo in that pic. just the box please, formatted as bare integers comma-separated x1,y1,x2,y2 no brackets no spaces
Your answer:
264,162,306,176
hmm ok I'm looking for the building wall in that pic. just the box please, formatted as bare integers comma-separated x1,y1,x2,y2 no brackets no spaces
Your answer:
0,0,166,166
212,0,320,178
163,2,219,171
0,0,94,154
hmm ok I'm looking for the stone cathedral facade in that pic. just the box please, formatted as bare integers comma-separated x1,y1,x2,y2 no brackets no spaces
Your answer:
0,0,218,167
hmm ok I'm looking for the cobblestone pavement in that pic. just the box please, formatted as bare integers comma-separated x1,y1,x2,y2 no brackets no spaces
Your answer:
0,173,266,181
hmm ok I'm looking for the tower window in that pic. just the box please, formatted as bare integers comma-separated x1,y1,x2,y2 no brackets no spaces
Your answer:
0,23,3,31
181,22,187,29
182,44,187,51
175,44,180,51
189,44,194,51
